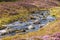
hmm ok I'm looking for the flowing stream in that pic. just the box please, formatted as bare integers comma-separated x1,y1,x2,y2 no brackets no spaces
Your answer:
0,10,56,38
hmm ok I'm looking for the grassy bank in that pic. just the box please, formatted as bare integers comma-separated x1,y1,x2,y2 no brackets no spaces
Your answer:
1,7,60,40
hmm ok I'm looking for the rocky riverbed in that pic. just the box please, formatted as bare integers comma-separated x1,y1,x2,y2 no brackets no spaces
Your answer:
0,10,56,38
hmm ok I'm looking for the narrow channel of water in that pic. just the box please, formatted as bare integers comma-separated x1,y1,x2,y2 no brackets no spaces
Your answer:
0,10,56,37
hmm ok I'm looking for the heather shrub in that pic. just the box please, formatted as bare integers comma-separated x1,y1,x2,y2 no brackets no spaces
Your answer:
0,0,17,2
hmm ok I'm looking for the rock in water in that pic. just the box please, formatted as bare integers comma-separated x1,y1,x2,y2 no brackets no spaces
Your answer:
47,16,56,22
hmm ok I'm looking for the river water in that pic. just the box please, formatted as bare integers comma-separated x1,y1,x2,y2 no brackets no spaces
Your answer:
0,11,56,38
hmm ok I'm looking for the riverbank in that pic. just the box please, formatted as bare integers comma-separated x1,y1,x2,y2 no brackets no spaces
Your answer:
0,7,60,40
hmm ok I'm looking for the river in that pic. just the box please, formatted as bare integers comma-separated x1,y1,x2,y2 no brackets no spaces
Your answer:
0,10,56,38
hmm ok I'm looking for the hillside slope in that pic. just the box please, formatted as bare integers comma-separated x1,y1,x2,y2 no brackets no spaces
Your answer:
18,0,60,8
